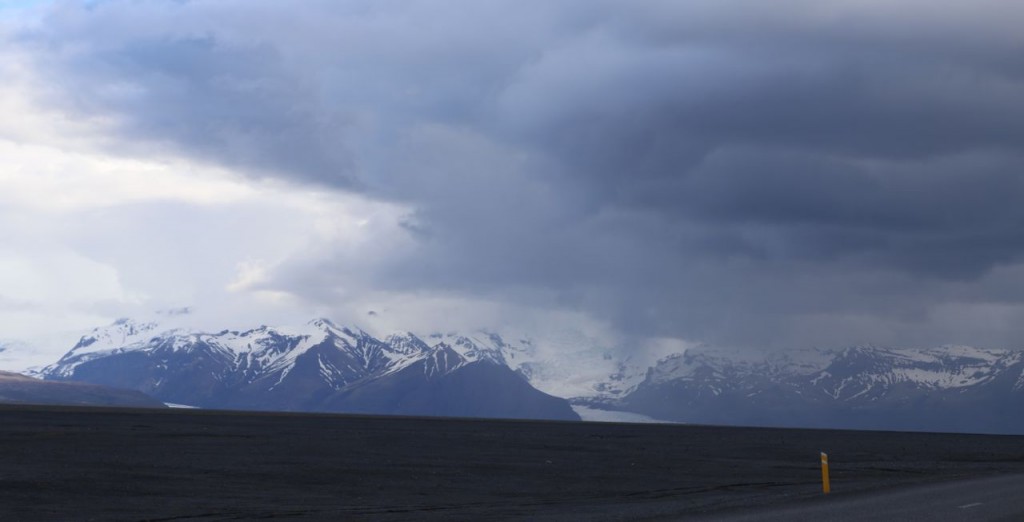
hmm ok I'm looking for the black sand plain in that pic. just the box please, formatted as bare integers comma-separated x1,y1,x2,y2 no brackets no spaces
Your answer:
2,405,1024,520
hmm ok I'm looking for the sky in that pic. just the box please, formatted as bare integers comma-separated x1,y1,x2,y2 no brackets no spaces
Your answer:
2,0,1024,365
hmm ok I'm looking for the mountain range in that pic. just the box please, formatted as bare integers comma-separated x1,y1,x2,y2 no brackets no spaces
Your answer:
10,316,1024,433
603,344,1024,433
41,318,579,421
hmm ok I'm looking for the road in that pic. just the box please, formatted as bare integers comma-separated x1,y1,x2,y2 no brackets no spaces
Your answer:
710,473,1024,521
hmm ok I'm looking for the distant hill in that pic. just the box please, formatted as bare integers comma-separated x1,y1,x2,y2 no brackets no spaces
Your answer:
0,371,166,408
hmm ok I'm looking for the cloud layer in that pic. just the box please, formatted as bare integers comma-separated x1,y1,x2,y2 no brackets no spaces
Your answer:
6,0,1024,351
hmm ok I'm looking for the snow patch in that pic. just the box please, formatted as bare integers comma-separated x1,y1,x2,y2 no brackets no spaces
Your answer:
572,406,672,424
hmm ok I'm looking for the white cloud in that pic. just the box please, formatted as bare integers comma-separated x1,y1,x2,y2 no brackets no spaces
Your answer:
0,139,259,212
0,50,417,365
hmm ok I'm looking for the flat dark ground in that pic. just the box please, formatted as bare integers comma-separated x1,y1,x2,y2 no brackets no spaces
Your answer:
2,405,1024,521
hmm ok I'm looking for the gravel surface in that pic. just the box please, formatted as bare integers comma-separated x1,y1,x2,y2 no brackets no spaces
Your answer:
2,404,1024,520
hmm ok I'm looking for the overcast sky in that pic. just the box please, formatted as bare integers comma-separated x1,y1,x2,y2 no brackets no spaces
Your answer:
3,0,1024,363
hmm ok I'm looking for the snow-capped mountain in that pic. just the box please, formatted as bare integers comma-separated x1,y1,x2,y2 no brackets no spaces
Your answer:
36,315,1024,432
42,318,579,421
611,344,1024,434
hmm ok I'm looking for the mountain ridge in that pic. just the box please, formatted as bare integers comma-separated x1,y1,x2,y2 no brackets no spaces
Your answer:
42,317,579,421
29,316,1024,432
608,343,1024,433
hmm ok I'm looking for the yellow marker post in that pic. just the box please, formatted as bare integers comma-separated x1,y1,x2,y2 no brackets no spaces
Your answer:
820,452,831,495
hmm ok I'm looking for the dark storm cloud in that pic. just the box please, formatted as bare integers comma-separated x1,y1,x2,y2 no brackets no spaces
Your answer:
16,0,1024,347
29,28,355,185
